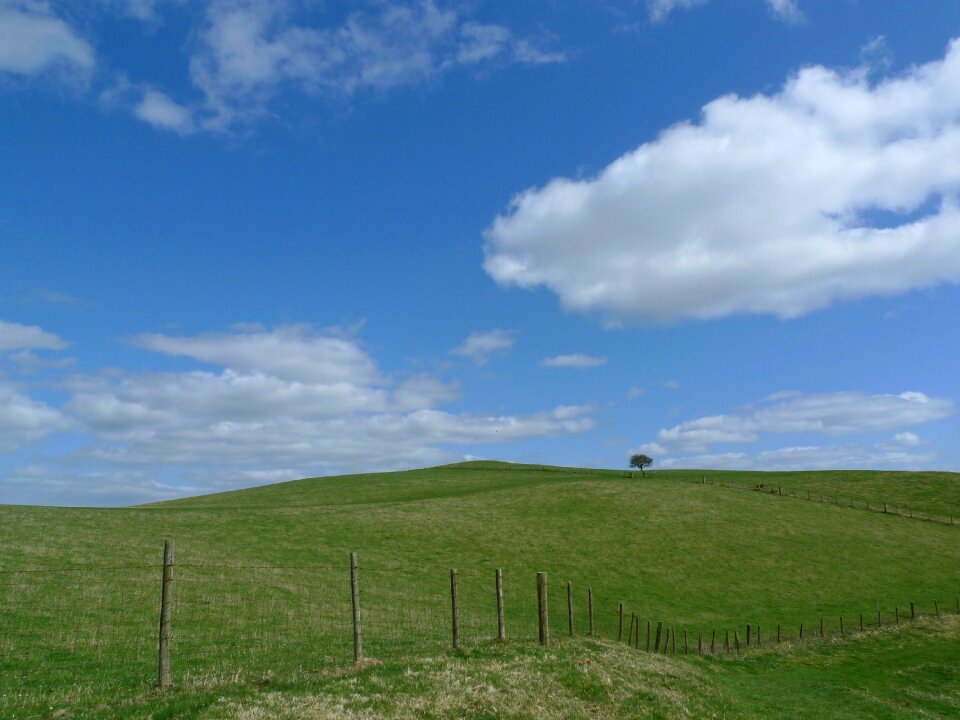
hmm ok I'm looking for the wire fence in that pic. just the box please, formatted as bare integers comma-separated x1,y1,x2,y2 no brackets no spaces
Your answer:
414,464,958,524
2,550,958,716
696,476,960,527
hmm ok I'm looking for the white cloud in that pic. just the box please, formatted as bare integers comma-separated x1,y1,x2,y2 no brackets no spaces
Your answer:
451,329,513,366
7,350,75,370
658,415,759,449
860,36,893,72
636,441,667,456
646,0,708,23
661,444,933,471
38,325,593,503
134,89,195,134
663,379,681,390
0,319,67,351
647,0,801,23
627,385,645,399
0,382,69,452
891,431,921,447
652,391,954,452
541,353,606,369
179,0,565,131
135,325,383,384
765,0,802,23
485,38,960,323
0,464,198,506
0,2,93,76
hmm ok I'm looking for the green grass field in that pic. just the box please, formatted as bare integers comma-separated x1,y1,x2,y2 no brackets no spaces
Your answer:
1,462,959,718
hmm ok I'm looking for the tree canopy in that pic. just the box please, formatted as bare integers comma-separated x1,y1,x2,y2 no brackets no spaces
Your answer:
629,453,653,477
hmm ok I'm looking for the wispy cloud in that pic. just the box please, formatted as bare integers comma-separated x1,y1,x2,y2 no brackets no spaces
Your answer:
0,319,67,351
647,0,802,24
134,89,196,134
660,443,934,471
649,391,954,453
765,0,803,24
0,2,94,78
154,0,567,132
451,329,513,366
541,353,607,369
0,382,70,452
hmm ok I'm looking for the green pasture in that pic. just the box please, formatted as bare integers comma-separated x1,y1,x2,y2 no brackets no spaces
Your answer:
1,462,958,718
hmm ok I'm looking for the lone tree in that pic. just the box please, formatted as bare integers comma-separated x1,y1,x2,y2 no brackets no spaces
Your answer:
630,453,653,477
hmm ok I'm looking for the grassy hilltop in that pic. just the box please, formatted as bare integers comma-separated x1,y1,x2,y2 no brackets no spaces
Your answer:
1,462,959,718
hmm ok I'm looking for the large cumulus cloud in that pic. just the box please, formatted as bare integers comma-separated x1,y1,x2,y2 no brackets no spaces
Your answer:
485,39,960,323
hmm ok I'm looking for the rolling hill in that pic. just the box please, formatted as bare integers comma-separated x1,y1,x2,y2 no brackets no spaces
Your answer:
1,462,958,718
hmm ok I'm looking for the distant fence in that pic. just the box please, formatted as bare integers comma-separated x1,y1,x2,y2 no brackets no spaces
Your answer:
698,476,960,527
422,465,954,523
1,543,958,713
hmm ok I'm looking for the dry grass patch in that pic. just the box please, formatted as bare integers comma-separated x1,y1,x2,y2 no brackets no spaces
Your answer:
200,639,728,720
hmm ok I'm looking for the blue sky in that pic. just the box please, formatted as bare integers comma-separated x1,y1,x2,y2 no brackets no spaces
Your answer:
2,0,960,505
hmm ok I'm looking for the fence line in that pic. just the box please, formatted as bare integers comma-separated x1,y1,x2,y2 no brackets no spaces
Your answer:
697,476,959,527
3,544,958,717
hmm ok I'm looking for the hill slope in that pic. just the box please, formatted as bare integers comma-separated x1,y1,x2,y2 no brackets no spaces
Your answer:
1,463,958,718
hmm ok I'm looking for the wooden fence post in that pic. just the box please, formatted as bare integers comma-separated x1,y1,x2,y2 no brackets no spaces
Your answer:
496,568,506,640
567,581,574,637
710,630,716,654
537,572,549,646
683,630,688,655
799,623,804,640
618,602,624,642
698,631,703,656
588,587,594,637
777,623,781,644
910,602,915,620
895,607,900,624
646,620,651,651
450,569,460,649
158,538,174,688
628,613,636,646
859,614,864,632
820,617,824,637
877,610,882,626
757,625,761,647
840,617,844,636
935,600,940,617
350,551,363,663
671,628,677,654
654,621,663,652
734,630,740,652
746,623,751,647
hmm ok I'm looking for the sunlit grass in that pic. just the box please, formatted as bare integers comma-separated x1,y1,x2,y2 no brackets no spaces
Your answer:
1,462,958,718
